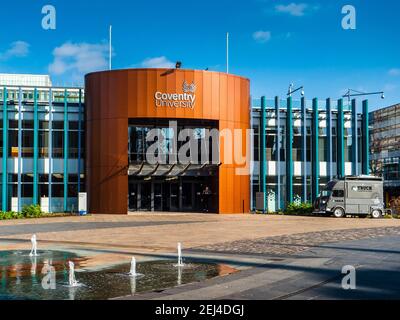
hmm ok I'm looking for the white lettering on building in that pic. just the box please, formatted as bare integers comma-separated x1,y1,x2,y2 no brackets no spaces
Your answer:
155,81,196,109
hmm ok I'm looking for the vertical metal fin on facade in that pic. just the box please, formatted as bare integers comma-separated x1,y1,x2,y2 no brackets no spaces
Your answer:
275,96,281,210
48,89,53,213
362,99,370,175
2,88,7,211
63,89,69,212
301,97,307,203
312,98,319,202
78,89,82,193
260,96,267,213
33,89,39,205
286,97,293,205
17,88,22,212
337,99,345,178
326,98,333,181
352,99,359,176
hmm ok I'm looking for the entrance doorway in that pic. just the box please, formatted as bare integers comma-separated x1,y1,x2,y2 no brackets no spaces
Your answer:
128,177,218,213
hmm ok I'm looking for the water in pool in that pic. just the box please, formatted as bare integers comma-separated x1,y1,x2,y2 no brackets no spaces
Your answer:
0,250,236,300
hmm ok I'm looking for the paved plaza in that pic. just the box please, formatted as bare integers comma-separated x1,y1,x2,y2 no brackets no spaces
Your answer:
1,213,400,299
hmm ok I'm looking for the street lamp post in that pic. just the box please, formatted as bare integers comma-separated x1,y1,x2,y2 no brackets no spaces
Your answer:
285,84,305,206
342,89,384,177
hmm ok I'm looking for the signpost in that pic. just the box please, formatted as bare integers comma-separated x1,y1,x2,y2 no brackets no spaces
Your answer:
79,193,87,216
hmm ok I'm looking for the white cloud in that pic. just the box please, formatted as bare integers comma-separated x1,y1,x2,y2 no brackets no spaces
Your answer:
275,3,314,16
253,30,272,43
48,42,109,80
140,56,175,68
388,69,400,76
0,41,30,60
384,83,398,92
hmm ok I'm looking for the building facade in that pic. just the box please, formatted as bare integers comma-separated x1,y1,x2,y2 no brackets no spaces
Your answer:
370,103,400,203
0,71,372,215
85,68,251,215
251,97,369,212
0,74,85,213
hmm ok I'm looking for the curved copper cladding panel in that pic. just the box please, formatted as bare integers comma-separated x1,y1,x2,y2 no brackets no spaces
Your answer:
85,68,250,214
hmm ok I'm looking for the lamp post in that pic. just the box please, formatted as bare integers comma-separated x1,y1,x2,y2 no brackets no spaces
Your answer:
285,84,305,206
287,84,305,98
342,89,384,106
342,89,384,177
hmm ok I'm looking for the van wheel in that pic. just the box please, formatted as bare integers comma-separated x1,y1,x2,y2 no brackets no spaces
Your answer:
333,208,345,218
371,210,382,219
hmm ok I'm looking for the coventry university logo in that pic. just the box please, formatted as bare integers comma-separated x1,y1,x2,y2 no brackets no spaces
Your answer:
154,81,197,109
183,81,196,94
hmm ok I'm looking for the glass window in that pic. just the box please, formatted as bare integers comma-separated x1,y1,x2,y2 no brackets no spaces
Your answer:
52,121,64,130
52,174,64,183
8,131,18,157
333,190,345,198
68,131,79,158
39,131,49,157
40,121,49,130
39,184,49,197
21,184,33,198
39,174,49,183
22,120,34,129
9,120,18,129
51,184,64,197
69,121,79,130
52,131,64,158
0,129,2,157
22,130,34,157
22,174,34,183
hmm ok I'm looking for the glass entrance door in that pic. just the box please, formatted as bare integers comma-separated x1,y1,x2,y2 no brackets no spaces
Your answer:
128,183,138,211
169,182,179,212
154,182,163,211
129,177,217,213
139,183,151,211
182,182,194,211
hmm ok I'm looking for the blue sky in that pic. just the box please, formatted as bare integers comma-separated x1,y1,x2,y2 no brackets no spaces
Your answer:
0,0,399,110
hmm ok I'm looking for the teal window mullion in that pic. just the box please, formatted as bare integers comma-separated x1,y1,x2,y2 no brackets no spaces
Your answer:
63,90,68,212
326,98,333,181
17,88,22,212
2,88,8,212
48,89,53,213
351,99,358,175
260,96,267,213
78,89,82,193
312,98,319,202
286,97,293,206
275,96,281,210
337,99,345,178
33,89,39,205
301,97,307,203
362,100,370,175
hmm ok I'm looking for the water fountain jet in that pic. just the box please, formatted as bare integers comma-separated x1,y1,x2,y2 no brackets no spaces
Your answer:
129,257,138,276
29,235,38,257
175,243,185,267
68,261,79,287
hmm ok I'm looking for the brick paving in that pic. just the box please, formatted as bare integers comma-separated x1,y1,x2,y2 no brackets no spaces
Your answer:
195,226,400,256
0,214,399,270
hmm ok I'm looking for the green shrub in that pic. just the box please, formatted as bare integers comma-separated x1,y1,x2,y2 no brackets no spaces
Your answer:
284,203,314,216
0,211,23,220
0,205,44,220
21,205,43,218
